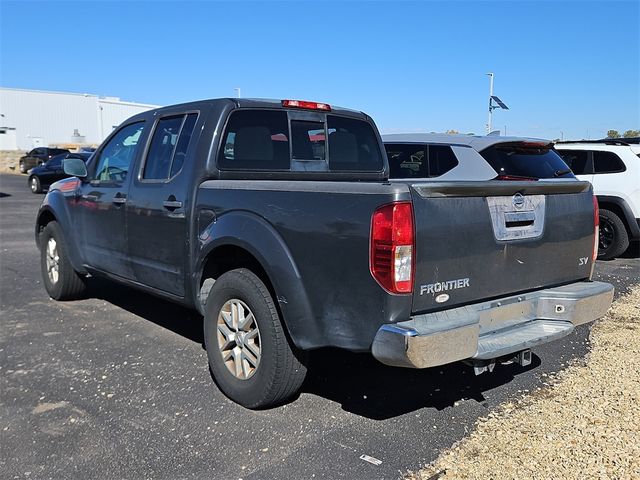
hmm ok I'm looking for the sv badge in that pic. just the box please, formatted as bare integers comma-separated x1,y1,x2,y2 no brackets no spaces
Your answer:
579,257,589,266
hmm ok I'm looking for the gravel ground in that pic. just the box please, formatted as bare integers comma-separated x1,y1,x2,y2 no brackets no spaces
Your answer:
411,286,640,480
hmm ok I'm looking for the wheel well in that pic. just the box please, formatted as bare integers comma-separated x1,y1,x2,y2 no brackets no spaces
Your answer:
199,245,276,312
35,210,56,248
598,201,631,235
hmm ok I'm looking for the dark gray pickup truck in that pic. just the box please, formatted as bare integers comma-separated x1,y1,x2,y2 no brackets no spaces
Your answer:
36,98,613,408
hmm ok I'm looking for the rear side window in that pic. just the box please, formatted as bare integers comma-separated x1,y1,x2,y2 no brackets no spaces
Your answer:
385,143,458,178
143,113,198,180
557,150,591,174
327,115,383,172
219,110,290,170
480,143,574,179
593,151,626,173
385,144,427,178
428,145,458,177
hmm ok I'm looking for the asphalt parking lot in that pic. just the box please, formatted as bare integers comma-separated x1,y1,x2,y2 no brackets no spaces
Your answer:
1,173,638,480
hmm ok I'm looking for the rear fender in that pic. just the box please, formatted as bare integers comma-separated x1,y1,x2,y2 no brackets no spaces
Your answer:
196,211,315,350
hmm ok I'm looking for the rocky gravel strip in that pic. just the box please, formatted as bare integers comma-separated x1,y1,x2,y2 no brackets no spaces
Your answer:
410,285,640,480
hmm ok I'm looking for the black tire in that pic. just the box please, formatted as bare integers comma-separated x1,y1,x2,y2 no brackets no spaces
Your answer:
19,160,27,174
29,176,42,193
598,209,629,260
203,268,307,408
40,221,86,300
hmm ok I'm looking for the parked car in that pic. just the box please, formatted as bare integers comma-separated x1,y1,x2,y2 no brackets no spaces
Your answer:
35,99,612,408
28,152,92,193
19,147,70,173
555,140,640,259
382,133,574,181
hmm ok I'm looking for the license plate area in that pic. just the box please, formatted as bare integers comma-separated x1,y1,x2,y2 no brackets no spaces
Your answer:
487,194,545,241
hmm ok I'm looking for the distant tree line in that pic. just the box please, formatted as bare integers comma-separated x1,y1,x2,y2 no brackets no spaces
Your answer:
606,129,640,138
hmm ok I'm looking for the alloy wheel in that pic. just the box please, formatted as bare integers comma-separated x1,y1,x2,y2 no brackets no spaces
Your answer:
217,299,261,380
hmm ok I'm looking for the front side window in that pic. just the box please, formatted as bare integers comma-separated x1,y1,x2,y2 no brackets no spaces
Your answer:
93,122,144,183
593,151,626,174
219,110,290,170
327,115,383,172
557,150,590,174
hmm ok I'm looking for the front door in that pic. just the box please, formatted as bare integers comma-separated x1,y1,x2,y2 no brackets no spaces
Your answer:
75,121,146,279
125,112,199,296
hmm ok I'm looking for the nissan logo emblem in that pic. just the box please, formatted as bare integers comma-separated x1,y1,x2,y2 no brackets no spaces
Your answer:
513,193,525,209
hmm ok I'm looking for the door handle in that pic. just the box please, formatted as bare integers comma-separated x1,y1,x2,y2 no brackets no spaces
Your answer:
163,200,183,210
112,193,127,205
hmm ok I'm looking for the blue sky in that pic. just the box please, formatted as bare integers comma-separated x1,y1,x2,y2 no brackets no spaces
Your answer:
1,0,638,140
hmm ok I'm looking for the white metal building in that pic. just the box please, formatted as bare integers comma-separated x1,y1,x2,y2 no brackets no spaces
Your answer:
0,87,159,150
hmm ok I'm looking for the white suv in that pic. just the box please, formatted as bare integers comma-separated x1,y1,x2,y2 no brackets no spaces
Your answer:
555,139,640,259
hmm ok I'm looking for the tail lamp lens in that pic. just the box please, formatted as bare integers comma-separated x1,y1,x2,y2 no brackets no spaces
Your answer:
370,202,414,294
592,195,599,262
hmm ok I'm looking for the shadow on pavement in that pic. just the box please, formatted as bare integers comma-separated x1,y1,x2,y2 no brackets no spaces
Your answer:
85,277,539,420
88,278,205,345
302,347,539,420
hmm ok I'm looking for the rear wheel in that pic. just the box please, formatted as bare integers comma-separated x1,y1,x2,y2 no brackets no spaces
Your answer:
598,209,629,260
40,221,86,300
29,176,42,193
203,268,307,408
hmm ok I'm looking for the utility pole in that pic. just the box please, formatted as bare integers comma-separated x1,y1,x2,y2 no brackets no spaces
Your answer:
485,73,509,134
486,73,494,134
234,87,241,98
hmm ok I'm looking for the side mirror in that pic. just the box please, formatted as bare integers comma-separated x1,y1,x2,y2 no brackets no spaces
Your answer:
63,157,88,178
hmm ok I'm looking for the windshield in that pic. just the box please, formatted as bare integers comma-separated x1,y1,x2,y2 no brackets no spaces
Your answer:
480,142,574,179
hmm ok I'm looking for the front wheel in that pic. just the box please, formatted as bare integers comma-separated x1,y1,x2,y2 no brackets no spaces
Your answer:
40,221,86,300
203,268,307,408
19,160,27,174
598,209,629,260
29,176,42,193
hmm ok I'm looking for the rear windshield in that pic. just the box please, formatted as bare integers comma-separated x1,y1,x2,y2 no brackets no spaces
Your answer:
50,148,70,155
218,109,383,172
480,142,574,179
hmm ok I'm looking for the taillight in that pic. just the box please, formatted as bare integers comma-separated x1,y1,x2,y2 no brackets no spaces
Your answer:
370,202,414,294
592,195,599,262
281,99,331,111
495,174,537,181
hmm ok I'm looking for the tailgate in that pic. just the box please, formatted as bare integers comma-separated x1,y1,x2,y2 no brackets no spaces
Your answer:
410,180,595,314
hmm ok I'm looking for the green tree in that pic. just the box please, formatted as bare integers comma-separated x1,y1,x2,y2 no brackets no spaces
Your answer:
623,129,640,138
606,129,620,138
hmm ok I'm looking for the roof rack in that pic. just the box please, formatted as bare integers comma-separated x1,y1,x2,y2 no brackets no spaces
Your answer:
554,138,633,146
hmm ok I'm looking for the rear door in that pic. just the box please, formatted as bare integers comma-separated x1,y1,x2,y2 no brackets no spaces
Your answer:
410,181,596,313
125,112,199,296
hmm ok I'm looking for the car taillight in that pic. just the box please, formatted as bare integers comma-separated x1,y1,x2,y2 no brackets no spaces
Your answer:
281,99,331,111
370,202,414,294
592,195,599,266
495,174,537,181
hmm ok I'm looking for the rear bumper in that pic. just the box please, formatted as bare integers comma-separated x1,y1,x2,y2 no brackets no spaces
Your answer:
371,281,614,368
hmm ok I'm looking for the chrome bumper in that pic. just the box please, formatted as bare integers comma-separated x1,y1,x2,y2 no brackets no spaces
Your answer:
371,281,614,369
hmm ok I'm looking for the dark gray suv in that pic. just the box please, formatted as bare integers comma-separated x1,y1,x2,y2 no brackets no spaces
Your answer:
19,147,70,174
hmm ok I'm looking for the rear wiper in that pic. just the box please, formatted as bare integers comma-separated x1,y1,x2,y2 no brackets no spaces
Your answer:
554,168,572,177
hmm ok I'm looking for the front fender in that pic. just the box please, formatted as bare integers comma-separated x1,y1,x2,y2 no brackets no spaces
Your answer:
36,180,86,274
196,210,316,350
